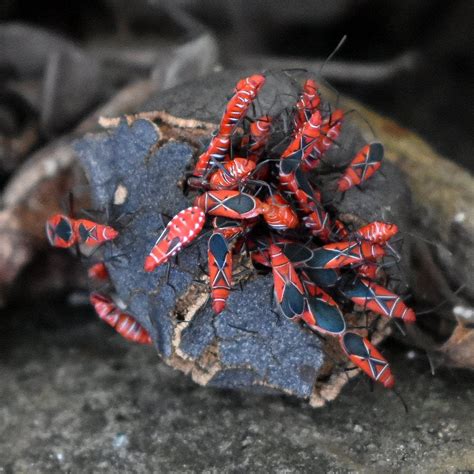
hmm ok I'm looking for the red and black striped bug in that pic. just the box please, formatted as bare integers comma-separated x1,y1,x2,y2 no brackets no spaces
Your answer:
90,292,152,345
261,194,299,231
299,273,346,336
311,241,386,270
144,206,205,273
208,231,233,314
340,277,416,323
219,74,266,137
193,135,231,178
242,115,273,162
354,221,399,244
208,158,256,190
339,332,395,388
194,190,266,220
338,142,384,192
46,214,119,248
74,218,119,246
295,79,321,132
269,244,306,320
46,214,76,248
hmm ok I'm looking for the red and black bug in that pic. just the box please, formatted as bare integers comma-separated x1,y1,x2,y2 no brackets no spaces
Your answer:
270,244,306,320
144,206,205,272
310,241,386,270
262,194,299,231
354,221,399,244
340,277,416,323
208,231,233,314
242,115,273,162
90,293,152,345
46,214,118,248
295,79,321,132
338,142,384,192
300,275,346,336
195,190,265,220
208,158,256,190
46,214,76,248
339,332,394,388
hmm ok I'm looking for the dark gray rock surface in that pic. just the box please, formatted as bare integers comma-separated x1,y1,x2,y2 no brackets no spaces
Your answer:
1,306,473,472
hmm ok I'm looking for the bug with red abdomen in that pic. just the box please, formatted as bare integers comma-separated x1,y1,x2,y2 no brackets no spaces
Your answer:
90,293,152,344
295,79,321,132
307,241,386,270
193,135,231,178
46,214,118,248
299,272,346,335
208,231,233,314
194,190,265,220
270,244,306,320
144,206,205,273
208,158,256,190
46,214,76,248
355,221,399,244
339,332,395,388
330,219,350,242
340,277,416,323
302,205,331,242
242,115,273,162
337,142,384,192
218,74,266,138
281,111,322,163
315,109,344,155
88,262,109,281
262,194,299,231
73,218,119,246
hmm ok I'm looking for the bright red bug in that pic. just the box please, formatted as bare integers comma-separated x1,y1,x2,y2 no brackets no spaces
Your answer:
355,221,399,244
337,142,384,192
208,158,256,190
90,292,152,345
281,110,322,163
194,190,265,220
295,79,321,132
46,214,76,248
314,109,344,156
88,262,109,281
356,263,380,280
193,135,231,178
339,332,395,388
302,205,331,242
218,74,266,138
46,214,118,248
242,115,273,162
331,219,350,241
262,194,299,231
340,277,416,323
144,206,205,273
269,244,306,320
74,218,119,246
317,241,386,269
208,231,233,314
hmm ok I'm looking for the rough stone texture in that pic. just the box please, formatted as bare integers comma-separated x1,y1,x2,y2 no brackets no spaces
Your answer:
1,306,473,472
75,70,413,401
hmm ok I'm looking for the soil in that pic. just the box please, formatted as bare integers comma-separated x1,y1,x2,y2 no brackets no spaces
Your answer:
1,301,473,473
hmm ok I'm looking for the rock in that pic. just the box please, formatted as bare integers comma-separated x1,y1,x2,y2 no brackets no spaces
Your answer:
76,70,413,403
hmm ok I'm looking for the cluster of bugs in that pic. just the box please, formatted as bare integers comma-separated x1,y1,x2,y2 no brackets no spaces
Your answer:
46,72,417,391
